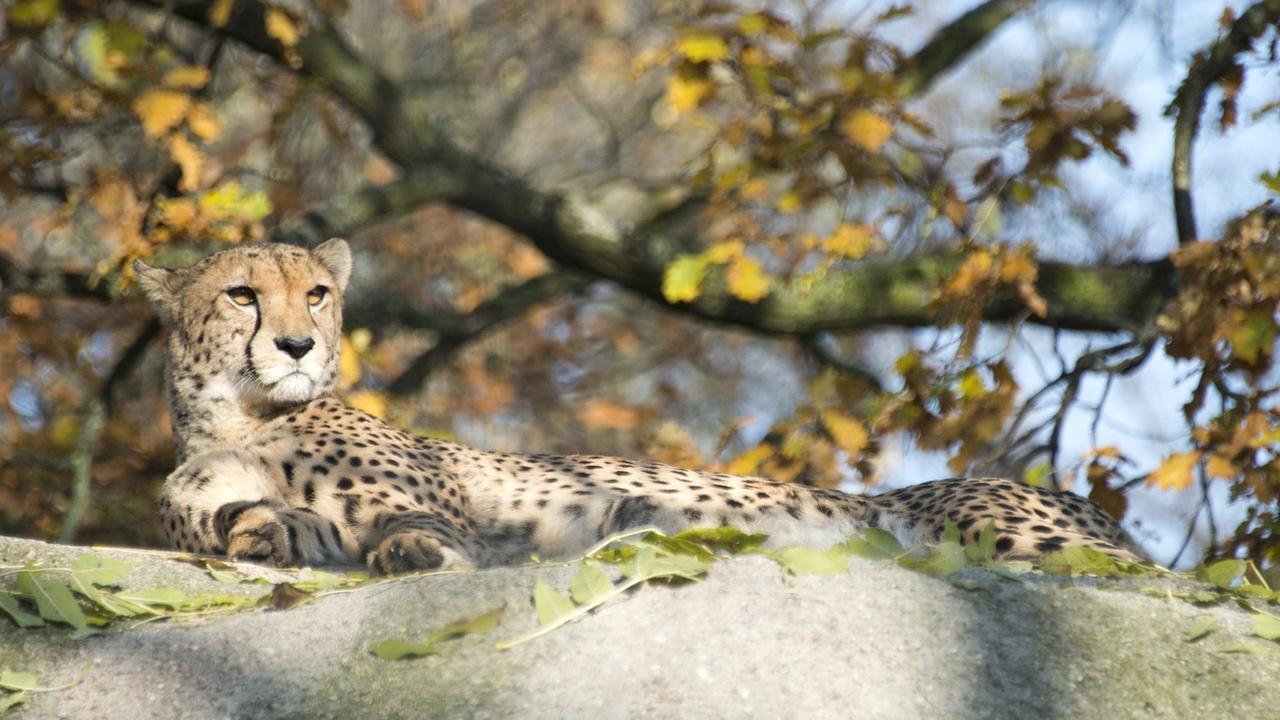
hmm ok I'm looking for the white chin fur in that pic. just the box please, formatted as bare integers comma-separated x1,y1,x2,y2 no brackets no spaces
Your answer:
265,373,316,404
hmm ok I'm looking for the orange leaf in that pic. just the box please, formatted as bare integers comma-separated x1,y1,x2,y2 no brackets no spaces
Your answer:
186,103,221,142
1206,454,1238,480
1146,452,1200,492
578,400,640,431
821,409,869,456
168,135,204,192
133,90,190,138
840,109,893,153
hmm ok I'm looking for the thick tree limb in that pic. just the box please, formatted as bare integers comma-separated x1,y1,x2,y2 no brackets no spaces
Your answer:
1168,0,1280,246
128,0,1176,337
895,0,1037,97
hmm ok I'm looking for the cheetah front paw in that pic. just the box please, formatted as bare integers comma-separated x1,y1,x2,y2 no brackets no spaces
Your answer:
215,502,296,567
366,530,473,576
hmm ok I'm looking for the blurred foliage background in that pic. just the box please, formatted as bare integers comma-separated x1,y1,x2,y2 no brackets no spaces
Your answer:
1,0,1279,572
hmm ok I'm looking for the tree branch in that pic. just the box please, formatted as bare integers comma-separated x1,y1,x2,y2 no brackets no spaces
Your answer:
895,0,1037,97
385,271,591,395
127,0,1179,338
1168,0,1280,246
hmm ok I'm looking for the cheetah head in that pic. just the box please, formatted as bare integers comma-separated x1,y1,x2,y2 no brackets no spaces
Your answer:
133,239,351,410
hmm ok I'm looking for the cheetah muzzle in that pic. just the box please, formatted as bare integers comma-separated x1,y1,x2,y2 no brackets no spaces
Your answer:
135,239,1146,575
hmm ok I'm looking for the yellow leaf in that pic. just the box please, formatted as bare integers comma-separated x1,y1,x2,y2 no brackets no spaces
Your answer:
578,400,640,431
338,337,362,389
186,102,221,141
1146,452,1200,492
168,135,203,192
163,66,210,89
726,445,773,476
823,223,881,259
677,33,729,62
662,255,709,303
132,90,190,138
265,8,299,47
822,409,869,456
840,109,893,153
1206,454,1238,480
702,240,743,264
208,0,233,28
156,197,196,231
737,13,768,35
665,72,712,113
726,256,770,303
957,369,985,399
346,390,387,419
776,191,801,213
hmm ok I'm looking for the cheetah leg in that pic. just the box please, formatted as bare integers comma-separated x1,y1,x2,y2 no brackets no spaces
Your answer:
362,511,478,576
215,501,348,567
160,448,350,566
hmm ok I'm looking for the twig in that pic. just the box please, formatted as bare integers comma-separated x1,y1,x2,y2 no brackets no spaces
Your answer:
386,272,591,395
802,333,884,392
895,0,1037,97
1168,0,1280,246
57,320,160,543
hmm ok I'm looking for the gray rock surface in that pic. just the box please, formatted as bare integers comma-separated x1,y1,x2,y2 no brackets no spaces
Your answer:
1,534,1277,720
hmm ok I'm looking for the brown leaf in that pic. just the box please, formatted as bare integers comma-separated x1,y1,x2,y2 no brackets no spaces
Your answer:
578,400,640,431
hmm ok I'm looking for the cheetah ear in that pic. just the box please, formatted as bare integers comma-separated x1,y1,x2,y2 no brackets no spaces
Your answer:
132,259,183,324
312,238,351,294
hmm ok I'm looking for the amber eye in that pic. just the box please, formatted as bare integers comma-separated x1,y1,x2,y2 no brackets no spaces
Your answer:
226,286,256,306
307,286,329,306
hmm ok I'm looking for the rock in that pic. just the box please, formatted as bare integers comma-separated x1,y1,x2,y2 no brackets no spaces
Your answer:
1,534,1276,719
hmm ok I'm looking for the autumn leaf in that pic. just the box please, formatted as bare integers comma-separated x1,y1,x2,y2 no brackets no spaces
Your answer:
133,90,190,138
1146,452,1200,492
1205,454,1238,480
345,390,388,419
823,223,881,259
840,109,893,153
186,103,221,141
821,409,869,456
208,0,233,27
168,135,203,192
265,8,300,47
677,33,729,63
725,256,770,303
578,400,640,431
665,71,713,114
726,445,773,476
163,66,210,89
662,255,709,303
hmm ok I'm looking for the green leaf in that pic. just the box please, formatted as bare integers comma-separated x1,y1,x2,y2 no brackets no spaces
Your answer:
17,571,86,630
662,255,710,303
1197,559,1246,589
1039,546,1120,577
1185,616,1217,642
922,541,967,576
113,587,189,609
370,638,439,661
0,691,26,713
569,565,614,605
672,527,767,555
0,594,44,628
842,528,905,560
7,0,60,29
941,521,961,544
533,579,576,626
965,522,997,563
1251,613,1280,641
370,606,504,660
776,546,850,576
0,671,38,692
1260,170,1280,195
1217,642,1266,655
70,554,134,586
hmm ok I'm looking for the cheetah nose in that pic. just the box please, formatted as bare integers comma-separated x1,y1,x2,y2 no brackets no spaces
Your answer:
274,336,315,360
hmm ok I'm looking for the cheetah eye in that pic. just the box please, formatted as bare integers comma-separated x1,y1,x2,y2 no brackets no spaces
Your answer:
226,286,256,306
307,286,329,307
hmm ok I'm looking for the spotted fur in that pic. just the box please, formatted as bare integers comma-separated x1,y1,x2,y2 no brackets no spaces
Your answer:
135,240,1144,575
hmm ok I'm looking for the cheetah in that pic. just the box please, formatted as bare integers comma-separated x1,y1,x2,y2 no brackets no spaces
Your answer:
133,239,1144,574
